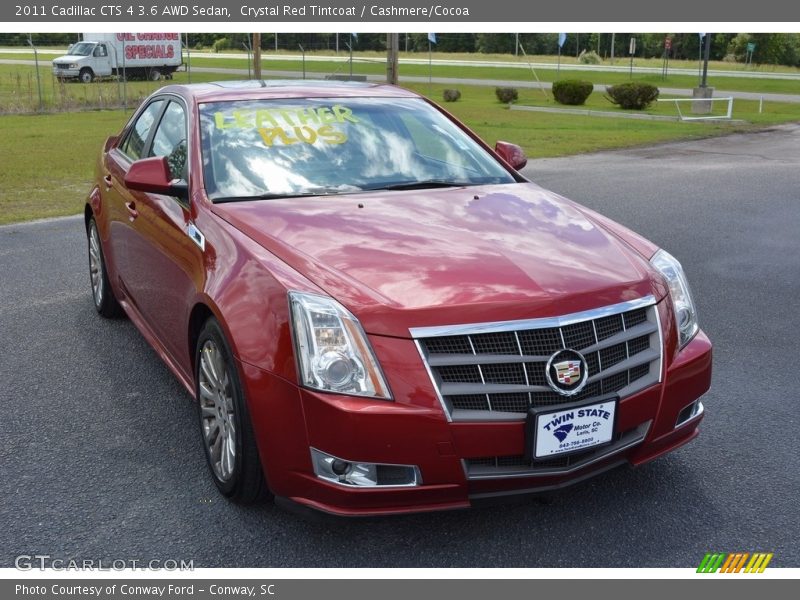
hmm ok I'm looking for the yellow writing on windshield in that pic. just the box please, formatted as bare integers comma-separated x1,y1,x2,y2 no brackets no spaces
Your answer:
214,105,358,147
259,125,347,146
214,105,359,129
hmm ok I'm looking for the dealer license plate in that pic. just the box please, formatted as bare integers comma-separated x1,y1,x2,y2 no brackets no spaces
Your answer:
532,399,617,459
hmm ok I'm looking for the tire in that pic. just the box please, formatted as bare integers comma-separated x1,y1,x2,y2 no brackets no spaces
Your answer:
87,218,123,318
196,318,269,504
79,68,94,83
148,68,162,81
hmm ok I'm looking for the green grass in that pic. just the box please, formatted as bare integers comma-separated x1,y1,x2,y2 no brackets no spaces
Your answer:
0,63,226,112
406,83,755,158
0,110,130,224
181,55,800,95
1,81,798,225
514,88,800,127
3,50,800,108
7,46,800,74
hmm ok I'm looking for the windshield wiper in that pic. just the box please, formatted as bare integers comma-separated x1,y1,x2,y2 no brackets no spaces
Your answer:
212,191,333,203
364,180,475,192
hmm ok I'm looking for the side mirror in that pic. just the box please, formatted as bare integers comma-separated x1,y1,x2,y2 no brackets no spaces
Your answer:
494,141,528,171
124,156,188,200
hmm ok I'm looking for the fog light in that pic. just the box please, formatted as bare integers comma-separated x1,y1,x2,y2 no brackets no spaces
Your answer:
331,459,350,475
310,448,420,487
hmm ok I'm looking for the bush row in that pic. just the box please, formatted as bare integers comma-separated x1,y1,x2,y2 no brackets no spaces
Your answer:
446,81,660,111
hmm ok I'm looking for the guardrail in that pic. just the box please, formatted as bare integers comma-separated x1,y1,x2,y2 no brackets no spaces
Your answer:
657,96,734,121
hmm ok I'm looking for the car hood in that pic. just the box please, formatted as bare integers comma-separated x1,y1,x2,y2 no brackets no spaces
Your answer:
212,183,665,337
53,54,87,63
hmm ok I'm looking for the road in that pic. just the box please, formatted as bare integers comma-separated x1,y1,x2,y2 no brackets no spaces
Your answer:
4,58,800,104
6,47,800,81
1,125,798,568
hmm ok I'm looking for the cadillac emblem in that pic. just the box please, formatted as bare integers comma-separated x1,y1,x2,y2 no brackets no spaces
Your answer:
545,349,589,396
555,360,581,385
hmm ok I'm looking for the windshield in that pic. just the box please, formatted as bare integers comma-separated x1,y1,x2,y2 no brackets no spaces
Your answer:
68,42,95,56
199,97,516,201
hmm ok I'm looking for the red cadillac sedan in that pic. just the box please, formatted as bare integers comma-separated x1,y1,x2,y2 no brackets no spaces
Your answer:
85,80,711,515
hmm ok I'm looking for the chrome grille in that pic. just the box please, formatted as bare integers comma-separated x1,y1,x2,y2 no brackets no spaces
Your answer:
412,296,662,422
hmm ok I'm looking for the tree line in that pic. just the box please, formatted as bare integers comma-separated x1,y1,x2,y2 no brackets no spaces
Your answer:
2,33,799,67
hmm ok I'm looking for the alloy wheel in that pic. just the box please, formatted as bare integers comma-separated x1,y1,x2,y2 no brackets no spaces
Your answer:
198,340,237,482
88,223,104,307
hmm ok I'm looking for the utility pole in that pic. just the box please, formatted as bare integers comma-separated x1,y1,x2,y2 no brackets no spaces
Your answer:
386,33,399,84
700,33,712,88
253,33,261,80
185,32,191,83
610,33,615,64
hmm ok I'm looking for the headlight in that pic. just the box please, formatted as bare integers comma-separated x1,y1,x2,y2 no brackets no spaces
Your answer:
69,63,79,69
651,249,699,348
289,292,392,400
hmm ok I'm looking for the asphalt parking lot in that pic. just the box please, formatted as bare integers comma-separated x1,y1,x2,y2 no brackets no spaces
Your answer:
1,124,798,568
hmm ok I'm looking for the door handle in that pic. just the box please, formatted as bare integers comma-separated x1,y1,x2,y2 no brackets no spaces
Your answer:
125,201,138,222
103,174,113,188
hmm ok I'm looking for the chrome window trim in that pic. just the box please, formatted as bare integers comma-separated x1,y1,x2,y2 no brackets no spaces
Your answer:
409,295,657,339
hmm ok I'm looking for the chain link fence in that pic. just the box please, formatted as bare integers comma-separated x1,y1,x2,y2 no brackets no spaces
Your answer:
5,32,798,114
1,34,394,114
0,32,545,114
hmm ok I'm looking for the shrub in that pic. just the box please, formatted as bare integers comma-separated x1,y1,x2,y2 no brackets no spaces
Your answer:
605,82,660,110
495,87,519,104
212,37,230,53
552,79,594,105
443,89,461,102
578,50,602,65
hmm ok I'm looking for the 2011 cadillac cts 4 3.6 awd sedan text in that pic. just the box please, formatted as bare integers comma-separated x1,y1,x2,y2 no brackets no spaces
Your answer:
85,80,711,515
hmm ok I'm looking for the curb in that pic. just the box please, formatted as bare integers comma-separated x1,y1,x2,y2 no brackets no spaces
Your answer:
510,104,746,123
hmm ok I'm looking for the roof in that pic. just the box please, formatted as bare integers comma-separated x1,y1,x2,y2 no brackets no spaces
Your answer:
157,79,420,104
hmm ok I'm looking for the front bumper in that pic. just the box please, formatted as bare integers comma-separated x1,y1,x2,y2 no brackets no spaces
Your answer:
53,67,80,78
238,329,712,516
